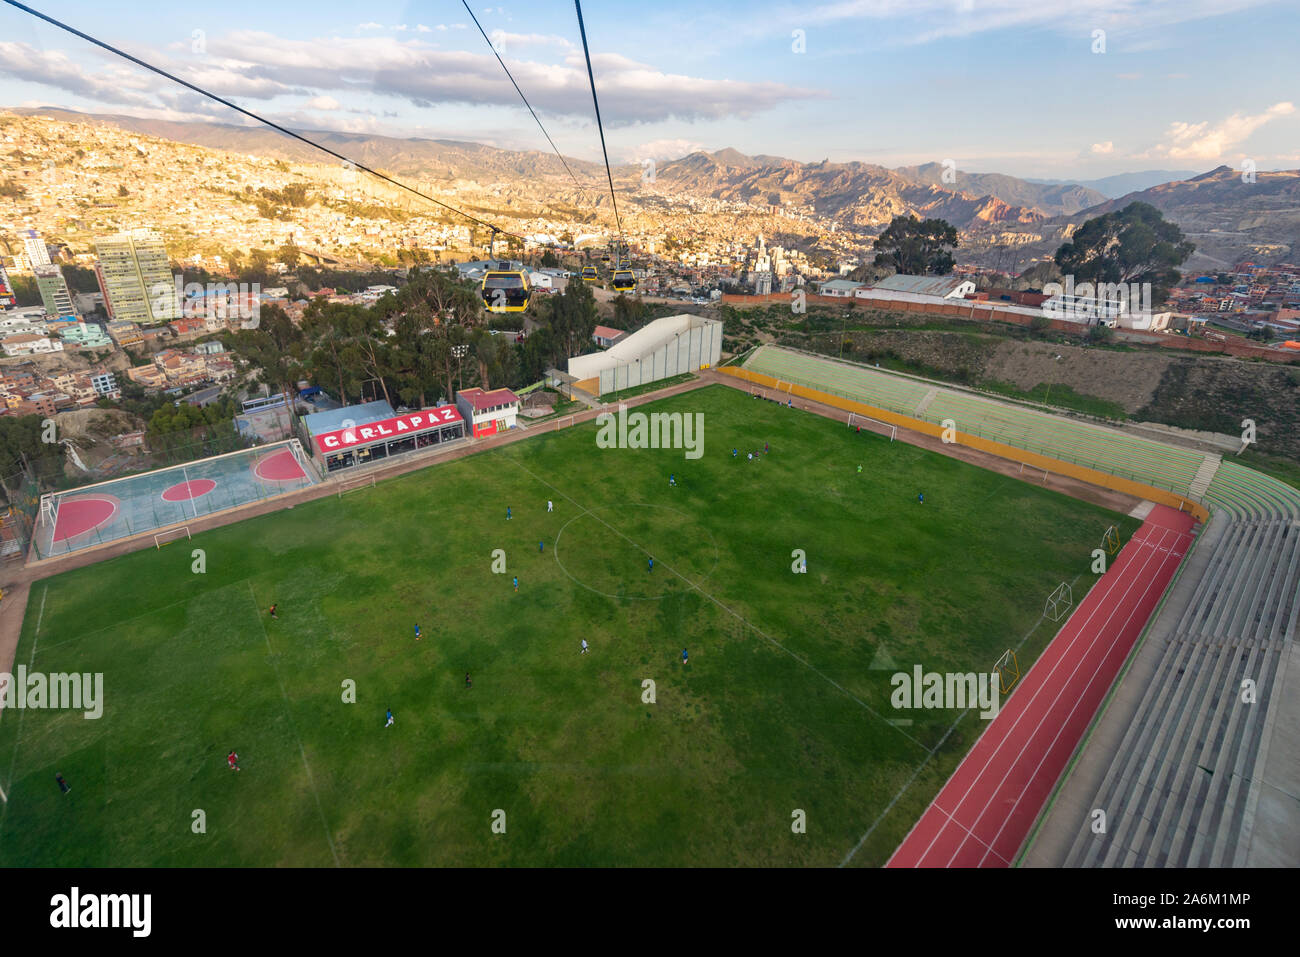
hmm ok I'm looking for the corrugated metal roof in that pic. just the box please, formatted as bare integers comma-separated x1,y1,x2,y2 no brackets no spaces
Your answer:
303,399,395,435
870,274,971,297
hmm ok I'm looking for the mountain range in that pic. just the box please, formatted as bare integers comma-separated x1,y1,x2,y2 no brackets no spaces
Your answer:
9,107,1299,271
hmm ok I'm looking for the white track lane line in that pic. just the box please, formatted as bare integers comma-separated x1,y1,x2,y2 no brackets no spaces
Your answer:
927,524,1176,866
905,523,1170,866
943,525,1183,867
968,525,1189,865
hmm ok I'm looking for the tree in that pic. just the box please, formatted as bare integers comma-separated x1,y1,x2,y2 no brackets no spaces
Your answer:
1053,201,1194,304
540,249,560,268
221,305,307,420
277,244,302,271
872,216,958,275
612,293,646,332
545,278,599,360
1086,323,1114,344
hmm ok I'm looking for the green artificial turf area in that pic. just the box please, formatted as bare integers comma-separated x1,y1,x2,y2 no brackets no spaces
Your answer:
0,384,1137,866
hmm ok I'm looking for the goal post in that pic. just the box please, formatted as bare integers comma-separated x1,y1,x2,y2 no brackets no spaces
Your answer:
337,474,377,498
1019,462,1050,484
1102,525,1121,556
154,526,191,549
994,649,1021,695
847,412,896,441
39,493,55,528
1044,582,1073,622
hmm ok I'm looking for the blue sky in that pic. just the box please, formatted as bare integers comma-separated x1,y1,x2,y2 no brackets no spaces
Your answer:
1,0,1296,180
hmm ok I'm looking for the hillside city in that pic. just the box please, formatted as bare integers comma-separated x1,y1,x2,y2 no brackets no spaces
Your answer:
1,109,1298,481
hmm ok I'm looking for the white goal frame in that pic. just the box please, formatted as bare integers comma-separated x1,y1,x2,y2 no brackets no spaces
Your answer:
337,474,377,497
154,526,191,549
847,412,896,441
1044,582,1073,622
1019,462,1050,484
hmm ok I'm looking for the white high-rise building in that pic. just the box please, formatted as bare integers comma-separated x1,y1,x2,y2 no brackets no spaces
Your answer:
22,229,51,268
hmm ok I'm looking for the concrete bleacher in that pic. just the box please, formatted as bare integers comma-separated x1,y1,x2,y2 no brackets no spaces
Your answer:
740,347,1300,867
744,346,1205,494
744,345,933,417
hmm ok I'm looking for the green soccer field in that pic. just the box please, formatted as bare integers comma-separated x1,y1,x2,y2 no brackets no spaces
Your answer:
0,384,1137,867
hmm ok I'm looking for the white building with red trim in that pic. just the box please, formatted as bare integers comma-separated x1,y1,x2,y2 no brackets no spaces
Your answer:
455,387,521,438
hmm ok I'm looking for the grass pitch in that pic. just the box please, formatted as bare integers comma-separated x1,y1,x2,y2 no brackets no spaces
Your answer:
0,384,1137,866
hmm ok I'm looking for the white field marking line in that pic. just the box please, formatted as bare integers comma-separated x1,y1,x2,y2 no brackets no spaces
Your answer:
916,524,1172,867
974,524,1191,866
871,575,1083,868
922,523,1176,867
902,523,1165,866
960,524,1182,867
0,585,46,815
840,710,969,868
248,581,341,867
552,506,722,602
36,593,200,654
505,454,933,754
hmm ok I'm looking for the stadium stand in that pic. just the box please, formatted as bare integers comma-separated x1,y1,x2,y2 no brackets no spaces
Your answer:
1056,462,1300,866
742,346,1300,867
745,345,1205,494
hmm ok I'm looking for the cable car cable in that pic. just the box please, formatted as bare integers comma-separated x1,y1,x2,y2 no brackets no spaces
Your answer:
3,0,525,241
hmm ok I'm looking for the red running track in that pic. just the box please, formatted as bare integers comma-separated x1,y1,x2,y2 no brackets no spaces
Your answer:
887,504,1195,868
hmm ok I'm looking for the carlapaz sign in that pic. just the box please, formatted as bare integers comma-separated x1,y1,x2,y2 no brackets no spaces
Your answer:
312,407,463,453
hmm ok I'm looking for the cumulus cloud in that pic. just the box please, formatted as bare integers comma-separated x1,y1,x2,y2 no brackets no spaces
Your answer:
194,32,821,125
0,42,158,107
626,138,706,162
1142,102,1295,161
0,28,820,134
1090,141,1114,154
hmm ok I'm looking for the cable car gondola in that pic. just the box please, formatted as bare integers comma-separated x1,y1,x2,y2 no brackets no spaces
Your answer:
580,265,598,282
612,268,636,292
482,260,530,312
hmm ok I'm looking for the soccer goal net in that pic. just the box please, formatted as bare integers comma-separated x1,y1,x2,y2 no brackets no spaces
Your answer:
1019,462,1050,484
1044,582,1073,622
994,649,1021,695
1101,525,1121,556
39,493,55,528
847,412,897,441
337,474,377,498
154,526,191,549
